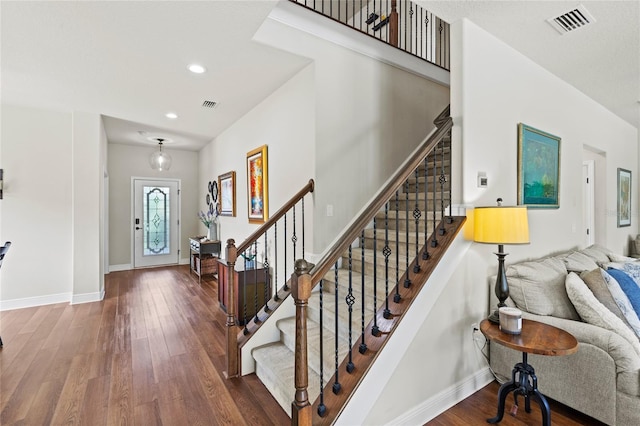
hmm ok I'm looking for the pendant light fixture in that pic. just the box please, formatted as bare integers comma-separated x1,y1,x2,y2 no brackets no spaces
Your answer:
149,138,172,171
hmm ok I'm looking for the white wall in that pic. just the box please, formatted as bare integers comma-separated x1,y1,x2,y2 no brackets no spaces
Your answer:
363,18,638,425
107,143,199,268
199,64,315,258
72,112,105,303
256,11,450,254
0,104,108,308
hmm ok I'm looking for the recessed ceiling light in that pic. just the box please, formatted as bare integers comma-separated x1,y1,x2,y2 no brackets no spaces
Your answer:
188,64,206,74
165,112,178,119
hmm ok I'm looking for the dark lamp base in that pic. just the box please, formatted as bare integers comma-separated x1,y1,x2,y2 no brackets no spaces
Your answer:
488,310,500,324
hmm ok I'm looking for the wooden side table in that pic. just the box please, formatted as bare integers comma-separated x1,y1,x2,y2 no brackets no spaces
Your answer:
480,319,578,426
189,236,221,283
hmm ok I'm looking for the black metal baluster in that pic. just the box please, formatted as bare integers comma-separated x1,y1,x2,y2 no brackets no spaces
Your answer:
403,0,407,52
413,168,421,273
273,223,280,301
302,198,306,260
359,231,367,354
292,203,298,260
439,19,444,67
317,278,326,417
243,249,249,335
383,202,391,319
372,217,380,336
409,4,414,54
346,246,355,373
446,132,454,224
423,157,430,260
439,140,448,235
384,0,389,42
431,147,439,248
404,180,411,288
284,213,289,291
420,8,423,59
252,241,259,324
426,12,435,61
263,233,270,314
394,191,401,303
333,262,341,394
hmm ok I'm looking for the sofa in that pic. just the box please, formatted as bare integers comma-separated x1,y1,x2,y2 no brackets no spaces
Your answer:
489,244,640,425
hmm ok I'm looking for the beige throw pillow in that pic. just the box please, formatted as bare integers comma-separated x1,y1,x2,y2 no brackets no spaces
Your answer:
580,268,635,332
566,272,640,357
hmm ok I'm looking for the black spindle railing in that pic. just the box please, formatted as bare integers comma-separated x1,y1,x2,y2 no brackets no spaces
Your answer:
289,106,458,424
289,0,450,70
224,180,315,378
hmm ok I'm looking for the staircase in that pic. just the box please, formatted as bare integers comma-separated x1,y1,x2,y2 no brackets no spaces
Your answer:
251,137,453,416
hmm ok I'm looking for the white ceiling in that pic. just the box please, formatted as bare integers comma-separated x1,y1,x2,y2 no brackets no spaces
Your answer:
1,1,310,151
419,0,639,130
2,1,638,153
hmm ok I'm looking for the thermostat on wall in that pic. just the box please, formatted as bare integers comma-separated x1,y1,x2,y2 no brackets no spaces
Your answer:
478,172,488,188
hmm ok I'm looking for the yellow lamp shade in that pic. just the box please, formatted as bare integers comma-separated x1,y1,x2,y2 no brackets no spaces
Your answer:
473,206,529,244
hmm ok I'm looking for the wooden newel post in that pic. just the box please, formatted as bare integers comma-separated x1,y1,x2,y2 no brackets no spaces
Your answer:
389,0,399,47
291,259,312,426
225,238,240,379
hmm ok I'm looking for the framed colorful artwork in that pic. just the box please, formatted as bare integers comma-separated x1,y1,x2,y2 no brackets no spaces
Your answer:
617,168,631,227
246,145,268,224
218,171,236,217
517,123,561,209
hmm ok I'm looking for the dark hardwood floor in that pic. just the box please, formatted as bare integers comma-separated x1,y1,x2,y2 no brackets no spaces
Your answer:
427,381,606,426
0,265,288,425
1,265,605,425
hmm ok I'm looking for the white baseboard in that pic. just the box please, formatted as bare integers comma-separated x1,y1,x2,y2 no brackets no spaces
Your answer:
0,292,71,311
389,367,494,425
109,259,189,273
71,290,105,305
109,263,131,272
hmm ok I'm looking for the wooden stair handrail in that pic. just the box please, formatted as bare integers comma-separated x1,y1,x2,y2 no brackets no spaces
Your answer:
237,179,315,255
309,115,453,284
224,179,315,378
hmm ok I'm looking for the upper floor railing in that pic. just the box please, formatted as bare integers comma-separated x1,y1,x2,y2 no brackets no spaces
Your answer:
290,0,450,70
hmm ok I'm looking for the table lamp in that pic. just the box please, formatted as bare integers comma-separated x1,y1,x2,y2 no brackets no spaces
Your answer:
474,199,529,324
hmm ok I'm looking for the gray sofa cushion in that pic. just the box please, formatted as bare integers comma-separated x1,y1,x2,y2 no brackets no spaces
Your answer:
580,244,614,264
506,256,579,320
561,250,599,272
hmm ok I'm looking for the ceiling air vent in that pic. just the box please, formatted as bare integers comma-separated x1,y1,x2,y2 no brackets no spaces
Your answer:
547,4,596,34
202,100,218,109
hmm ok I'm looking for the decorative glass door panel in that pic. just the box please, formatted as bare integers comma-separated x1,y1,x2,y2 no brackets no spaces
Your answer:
134,179,179,268
144,186,170,255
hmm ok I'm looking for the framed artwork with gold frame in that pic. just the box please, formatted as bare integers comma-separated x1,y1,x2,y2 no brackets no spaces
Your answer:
218,171,236,217
246,145,268,224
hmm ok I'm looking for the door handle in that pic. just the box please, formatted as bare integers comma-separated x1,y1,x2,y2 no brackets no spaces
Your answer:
135,226,141,230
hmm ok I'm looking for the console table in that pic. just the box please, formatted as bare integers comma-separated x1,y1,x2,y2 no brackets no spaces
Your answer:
216,258,270,325
480,319,578,425
189,236,221,283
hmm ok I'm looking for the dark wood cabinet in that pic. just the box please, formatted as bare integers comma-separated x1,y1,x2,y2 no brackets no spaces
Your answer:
216,258,271,325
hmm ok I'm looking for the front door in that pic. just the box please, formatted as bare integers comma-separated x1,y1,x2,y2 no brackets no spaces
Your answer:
133,179,180,268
